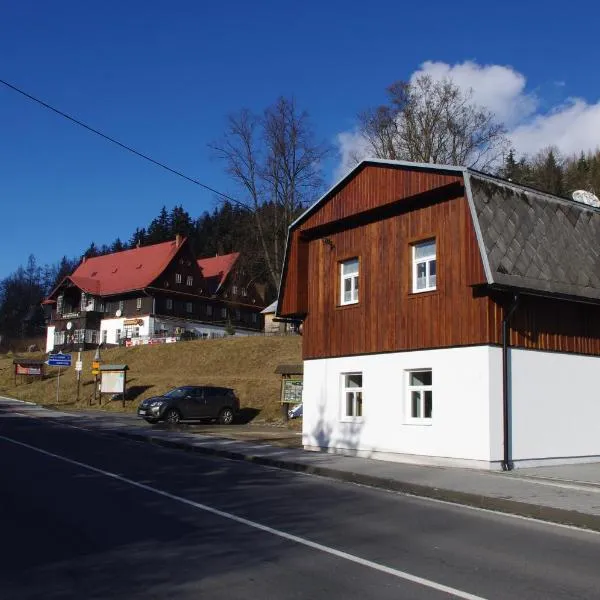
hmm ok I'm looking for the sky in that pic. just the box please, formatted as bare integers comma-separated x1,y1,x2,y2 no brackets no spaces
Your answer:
1,0,599,279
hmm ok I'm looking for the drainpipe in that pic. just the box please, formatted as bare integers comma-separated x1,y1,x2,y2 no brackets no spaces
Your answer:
501,293,520,471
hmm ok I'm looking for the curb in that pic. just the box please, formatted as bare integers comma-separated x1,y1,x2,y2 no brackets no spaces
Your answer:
112,429,600,533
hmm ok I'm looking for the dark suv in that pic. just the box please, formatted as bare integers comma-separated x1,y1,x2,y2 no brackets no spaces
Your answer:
138,386,239,425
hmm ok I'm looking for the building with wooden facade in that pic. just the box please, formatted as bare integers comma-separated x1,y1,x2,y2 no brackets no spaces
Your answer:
44,236,267,352
277,159,600,469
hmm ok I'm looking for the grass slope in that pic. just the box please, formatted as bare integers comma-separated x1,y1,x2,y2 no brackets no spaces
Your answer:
0,336,302,422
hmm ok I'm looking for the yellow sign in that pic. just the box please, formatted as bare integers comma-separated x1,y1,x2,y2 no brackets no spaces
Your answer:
92,369,100,376
92,361,100,370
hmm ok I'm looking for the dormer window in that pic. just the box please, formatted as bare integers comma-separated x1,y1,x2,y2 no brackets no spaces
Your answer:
80,293,87,312
186,275,193,286
241,287,248,297
56,295,63,314
175,273,182,284
232,285,238,295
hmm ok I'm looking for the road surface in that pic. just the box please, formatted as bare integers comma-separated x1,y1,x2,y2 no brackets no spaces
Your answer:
1,401,599,599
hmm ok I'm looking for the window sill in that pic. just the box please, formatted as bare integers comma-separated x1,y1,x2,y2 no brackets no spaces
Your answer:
404,419,433,426
408,290,439,299
340,417,364,424
336,302,360,311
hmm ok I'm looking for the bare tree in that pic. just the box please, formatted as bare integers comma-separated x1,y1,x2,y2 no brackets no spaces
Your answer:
356,75,508,170
211,97,330,289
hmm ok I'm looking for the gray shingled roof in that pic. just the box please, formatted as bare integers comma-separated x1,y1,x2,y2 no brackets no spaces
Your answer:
466,172,600,301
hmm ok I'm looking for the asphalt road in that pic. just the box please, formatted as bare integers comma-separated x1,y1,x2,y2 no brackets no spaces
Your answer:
1,404,600,599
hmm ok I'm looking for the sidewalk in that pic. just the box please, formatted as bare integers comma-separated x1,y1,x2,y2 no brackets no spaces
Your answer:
4,397,600,532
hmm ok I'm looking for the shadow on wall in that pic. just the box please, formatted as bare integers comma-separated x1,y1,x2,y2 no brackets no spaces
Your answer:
309,402,367,459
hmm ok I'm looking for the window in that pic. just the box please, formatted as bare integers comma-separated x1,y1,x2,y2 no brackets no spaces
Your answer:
340,258,359,305
97,300,104,312
56,295,63,314
105,302,112,314
101,330,107,344
234,308,241,320
412,240,437,293
407,370,433,422
241,287,248,297
232,285,238,295
221,307,227,319
206,304,213,317
74,329,85,343
251,313,258,324
342,373,363,419
80,293,87,312
166,298,173,310
136,297,142,310
186,302,193,313
85,329,99,344
175,273,182,284
54,330,65,345
116,328,122,341
118,300,124,312
186,275,193,286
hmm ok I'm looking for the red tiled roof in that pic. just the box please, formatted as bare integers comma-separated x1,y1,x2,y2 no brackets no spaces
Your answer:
197,252,240,292
67,239,184,296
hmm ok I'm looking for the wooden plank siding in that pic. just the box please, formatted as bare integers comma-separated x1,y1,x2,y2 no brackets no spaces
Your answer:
280,163,600,360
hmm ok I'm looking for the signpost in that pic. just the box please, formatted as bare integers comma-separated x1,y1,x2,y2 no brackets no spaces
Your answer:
75,352,83,402
47,353,72,404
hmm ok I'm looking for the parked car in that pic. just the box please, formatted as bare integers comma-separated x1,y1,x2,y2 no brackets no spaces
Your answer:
137,386,239,425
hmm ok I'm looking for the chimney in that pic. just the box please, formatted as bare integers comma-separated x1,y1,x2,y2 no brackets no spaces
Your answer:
175,233,182,247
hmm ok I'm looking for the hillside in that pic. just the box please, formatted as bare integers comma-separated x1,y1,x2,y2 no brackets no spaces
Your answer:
0,336,302,422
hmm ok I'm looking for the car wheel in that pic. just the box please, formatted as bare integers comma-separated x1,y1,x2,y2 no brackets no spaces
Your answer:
144,418,159,424
165,408,181,424
218,407,234,425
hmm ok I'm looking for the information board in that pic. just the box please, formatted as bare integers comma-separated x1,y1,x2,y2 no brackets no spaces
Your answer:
281,378,303,404
100,371,125,394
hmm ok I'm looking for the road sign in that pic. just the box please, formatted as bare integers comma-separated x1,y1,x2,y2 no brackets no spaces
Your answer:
92,369,100,376
92,361,100,370
75,360,83,371
48,353,72,367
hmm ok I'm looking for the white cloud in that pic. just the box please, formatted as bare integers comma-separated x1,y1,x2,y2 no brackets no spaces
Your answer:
509,98,600,157
412,60,538,127
334,60,600,179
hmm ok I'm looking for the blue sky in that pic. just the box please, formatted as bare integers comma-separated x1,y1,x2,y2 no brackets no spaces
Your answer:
2,0,599,278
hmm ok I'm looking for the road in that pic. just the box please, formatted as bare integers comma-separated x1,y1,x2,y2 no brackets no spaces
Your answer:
1,402,599,599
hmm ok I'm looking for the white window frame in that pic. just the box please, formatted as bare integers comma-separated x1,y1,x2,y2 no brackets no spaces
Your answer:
118,300,124,312
221,307,227,319
175,273,182,284
241,287,248,297
186,275,193,286
406,369,433,424
339,258,359,306
340,372,363,422
74,329,85,344
56,295,63,314
412,240,437,293
136,297,142,310
232,285,238,295
101,330,107,344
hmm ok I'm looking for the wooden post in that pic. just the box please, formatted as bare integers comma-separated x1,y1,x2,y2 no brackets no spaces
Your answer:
122,374,126,408
55,366,61,404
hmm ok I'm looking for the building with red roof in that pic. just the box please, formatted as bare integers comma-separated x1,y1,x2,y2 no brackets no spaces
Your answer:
43,236,268,352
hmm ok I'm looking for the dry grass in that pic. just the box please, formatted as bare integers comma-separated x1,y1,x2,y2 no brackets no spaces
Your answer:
0,336,302,422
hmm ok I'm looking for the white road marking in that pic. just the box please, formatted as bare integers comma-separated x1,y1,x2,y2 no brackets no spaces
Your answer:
0,433,486,600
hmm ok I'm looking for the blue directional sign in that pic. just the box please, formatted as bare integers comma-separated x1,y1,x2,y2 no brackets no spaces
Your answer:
48,353,72,367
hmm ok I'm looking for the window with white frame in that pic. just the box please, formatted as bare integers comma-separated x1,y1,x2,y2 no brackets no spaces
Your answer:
186,302,193,313
341,373,363,419
221,307,227,319
175,273,182,284
56,295,63,314
101,330,107,344
340,258,359,305
118,300,124,312
136,297,142,310
74,329,85,344
241,287,248,297
54,330,65,345
232,285,238,295
186,275,193,286
166,298,173,310
80,293,87,311
412,240,437,293
407,370,433,422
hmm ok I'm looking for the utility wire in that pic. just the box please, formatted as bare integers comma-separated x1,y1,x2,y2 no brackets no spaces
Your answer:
0,77,247,209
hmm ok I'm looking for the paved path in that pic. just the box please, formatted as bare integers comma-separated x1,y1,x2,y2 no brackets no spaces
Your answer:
2,398,600,599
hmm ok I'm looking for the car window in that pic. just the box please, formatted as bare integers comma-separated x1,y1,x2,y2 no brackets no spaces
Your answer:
192,388,204,399
163,388,188,399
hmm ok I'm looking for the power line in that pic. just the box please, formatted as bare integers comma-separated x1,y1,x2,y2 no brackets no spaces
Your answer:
0,77,247,209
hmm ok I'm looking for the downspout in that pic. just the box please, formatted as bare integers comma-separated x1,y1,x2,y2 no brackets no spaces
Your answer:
501,293,520,471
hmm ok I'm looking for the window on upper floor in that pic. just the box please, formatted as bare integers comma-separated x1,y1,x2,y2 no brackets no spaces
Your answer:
232,285,238,295
187,275,193,286
136,297,142,310
406,370,433,423
166,298,173,310
412,240,437,293
221,307,227,319
206,304,213,317
118,300,124,312
234,308,241,320
251,313,258,324
241,287,248,297
175,273,182,284
341,373,363,420
340,258,359,305
56,295,63,314
186,302,193,313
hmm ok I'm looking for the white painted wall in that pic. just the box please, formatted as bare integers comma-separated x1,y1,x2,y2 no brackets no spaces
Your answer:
510,348,600,465
46,326,55,353
100,316,151,345
302,346,497,467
